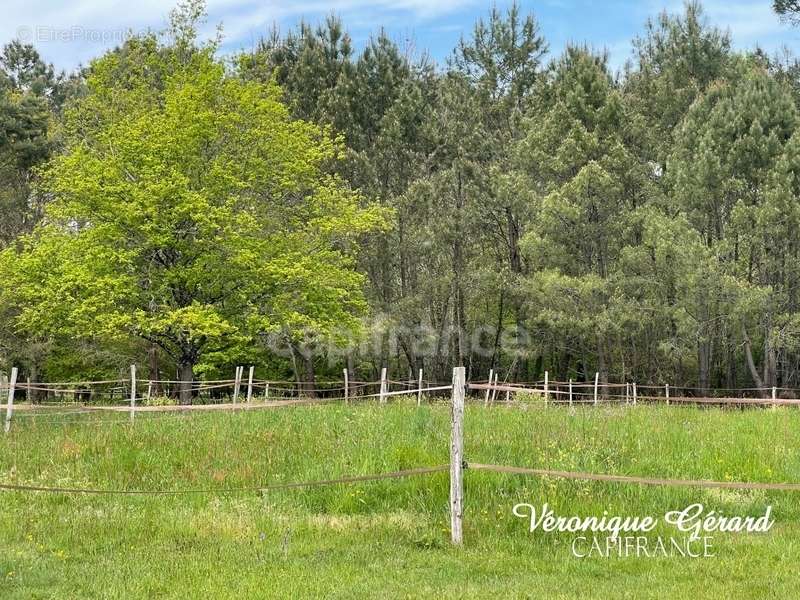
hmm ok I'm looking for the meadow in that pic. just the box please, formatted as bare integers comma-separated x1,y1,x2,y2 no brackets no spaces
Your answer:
0,400,798,598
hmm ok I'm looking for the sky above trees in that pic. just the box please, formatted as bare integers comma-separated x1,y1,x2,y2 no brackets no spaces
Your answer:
2,0,797,74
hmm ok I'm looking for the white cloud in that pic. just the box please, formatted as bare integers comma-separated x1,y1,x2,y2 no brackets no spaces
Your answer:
1,0,477,71
2,0,798,73
645,0,796,53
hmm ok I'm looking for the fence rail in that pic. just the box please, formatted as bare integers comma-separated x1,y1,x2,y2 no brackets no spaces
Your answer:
3,366,800,548
3,363,800,425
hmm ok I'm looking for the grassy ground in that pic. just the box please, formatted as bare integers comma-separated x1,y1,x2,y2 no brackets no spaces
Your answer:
0,399,798,598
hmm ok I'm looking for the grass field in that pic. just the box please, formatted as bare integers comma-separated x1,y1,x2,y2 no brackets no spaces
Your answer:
1,399,799,598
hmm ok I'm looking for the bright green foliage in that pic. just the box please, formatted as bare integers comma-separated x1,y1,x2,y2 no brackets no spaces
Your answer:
3,0,800,392
0,16,385,396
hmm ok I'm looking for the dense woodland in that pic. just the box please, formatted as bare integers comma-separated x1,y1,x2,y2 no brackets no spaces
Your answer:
2,0,800,399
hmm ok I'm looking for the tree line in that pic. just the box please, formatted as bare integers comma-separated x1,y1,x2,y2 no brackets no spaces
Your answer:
2,0,800,400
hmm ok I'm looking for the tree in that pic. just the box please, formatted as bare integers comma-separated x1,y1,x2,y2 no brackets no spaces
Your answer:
451,2,547,379
0,3,385,403
625,1,731,172
515,46,649,384
774,0,800,24
669,60,800,391
0,40,73,247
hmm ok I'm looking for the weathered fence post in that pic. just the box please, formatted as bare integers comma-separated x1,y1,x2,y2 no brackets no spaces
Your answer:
146,381,152,404
4,367,17,434
484,368,493,406
772,386,777,410
343,368,349,404
379,367,387,404
491,372,499,403
633,382,638,406
450,366,465,545
544,371,549,406
665,383,670,405
246,366,254,404
593,372,599,406
129,364,136,423
264,382,270,402
569,378,573,407
233,366,242,404
417,368,423,406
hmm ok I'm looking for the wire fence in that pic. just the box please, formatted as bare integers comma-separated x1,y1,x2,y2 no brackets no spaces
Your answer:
3,366,799,410
3,366,800,547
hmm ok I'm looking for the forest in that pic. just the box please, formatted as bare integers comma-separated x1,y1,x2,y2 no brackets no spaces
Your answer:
2,0,800,400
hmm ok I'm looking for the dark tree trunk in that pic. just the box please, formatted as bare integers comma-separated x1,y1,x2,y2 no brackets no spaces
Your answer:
178,360,194,405
303,354,317,398
698,339,711,396
491,291,505,371
28,363,40,403
763,334,777,389
743,326,768,398
597,334,608,397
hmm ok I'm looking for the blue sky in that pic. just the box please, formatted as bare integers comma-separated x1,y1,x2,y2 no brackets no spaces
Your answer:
3,1,798,74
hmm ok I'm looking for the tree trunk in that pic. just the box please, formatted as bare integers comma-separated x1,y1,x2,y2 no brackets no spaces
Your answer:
346,353,355,387
597,334,608,397
303,354,317,398
506,206,526,380
743,326,767,398
177,360,194,405
491,290,504,371
28,363,40,403
698,339,711,396
148,343,161,396
763,333,777,389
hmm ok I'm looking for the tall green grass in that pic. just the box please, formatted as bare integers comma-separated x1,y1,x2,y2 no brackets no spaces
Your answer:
0,401,798,598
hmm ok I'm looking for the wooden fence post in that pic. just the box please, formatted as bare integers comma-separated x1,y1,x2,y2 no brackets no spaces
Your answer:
379,367,387,404
544,371,549,406
666,383,670,405
569,378,573,407
633,382,637,406
129,364,136,423
450,366,465,545
146,381,152,404
246,366,254,404
491,372,499,403
772,386,777,410
4,367,17,434
264,382,270,402
484,368,493,406
417,368,423,406
593,372,599,406
343,368,349,404
233,366,242,404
